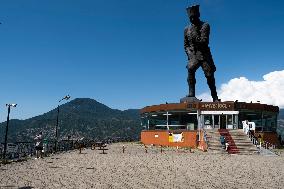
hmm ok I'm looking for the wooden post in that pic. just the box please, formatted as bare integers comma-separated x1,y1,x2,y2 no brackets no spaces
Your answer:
79,144,82,154
91,144,95,150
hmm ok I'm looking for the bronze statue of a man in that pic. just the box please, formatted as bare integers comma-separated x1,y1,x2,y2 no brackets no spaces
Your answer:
184,5,219,102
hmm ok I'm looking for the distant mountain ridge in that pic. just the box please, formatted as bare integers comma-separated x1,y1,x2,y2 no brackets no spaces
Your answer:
0,98,141,142
1,99,283,143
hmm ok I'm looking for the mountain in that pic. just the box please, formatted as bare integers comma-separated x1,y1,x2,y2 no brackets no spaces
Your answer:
0,98,141,143
1,100,282,143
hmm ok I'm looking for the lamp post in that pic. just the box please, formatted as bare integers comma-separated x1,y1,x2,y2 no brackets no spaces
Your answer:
3,103,17,160
55,95,70,152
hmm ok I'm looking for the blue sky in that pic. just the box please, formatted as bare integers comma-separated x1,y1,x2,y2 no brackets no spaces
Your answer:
0,0,284,122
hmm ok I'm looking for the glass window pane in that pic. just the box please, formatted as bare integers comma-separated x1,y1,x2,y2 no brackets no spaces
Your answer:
227,115,232,125
204,115,212,125
214,115,219,128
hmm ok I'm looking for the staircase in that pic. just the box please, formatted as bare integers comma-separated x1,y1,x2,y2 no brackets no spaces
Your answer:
228,129,259,155
218,129,239,154
205,129,226,154
205,129,259,155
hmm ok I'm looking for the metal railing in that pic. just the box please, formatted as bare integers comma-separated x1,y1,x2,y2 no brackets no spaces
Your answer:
247,132,276,150
0,137,138,161
0,140,76,160
261,141,276,149
248,132,259,146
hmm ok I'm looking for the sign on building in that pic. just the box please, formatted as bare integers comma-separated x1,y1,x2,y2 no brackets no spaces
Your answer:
169,132,184,142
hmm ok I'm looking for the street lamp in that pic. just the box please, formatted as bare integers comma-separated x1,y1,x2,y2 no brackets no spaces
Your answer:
3,103,17,160
55,95,70,152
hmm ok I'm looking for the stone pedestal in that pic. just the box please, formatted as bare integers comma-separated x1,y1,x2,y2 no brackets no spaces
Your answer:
180,96,201,103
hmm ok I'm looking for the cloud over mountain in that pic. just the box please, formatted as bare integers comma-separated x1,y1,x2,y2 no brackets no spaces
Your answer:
197,70,284,108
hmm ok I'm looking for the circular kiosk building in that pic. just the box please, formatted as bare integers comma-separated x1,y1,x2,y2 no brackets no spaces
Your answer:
140,101,279,149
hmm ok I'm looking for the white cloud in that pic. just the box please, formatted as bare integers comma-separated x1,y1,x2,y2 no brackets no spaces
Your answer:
197,92,212,102
197,70,284,108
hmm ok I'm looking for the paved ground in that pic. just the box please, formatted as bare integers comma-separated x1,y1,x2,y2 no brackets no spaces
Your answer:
0,143,284,189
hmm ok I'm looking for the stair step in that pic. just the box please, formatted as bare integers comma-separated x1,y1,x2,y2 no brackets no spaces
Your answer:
205,129,259,155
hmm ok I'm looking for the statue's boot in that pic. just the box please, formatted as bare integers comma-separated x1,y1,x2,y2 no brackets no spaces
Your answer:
187,71,196,97
207,75,219,102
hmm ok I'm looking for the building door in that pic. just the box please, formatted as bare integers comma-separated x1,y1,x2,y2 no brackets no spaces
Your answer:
220,115,226,129
213,115,220,129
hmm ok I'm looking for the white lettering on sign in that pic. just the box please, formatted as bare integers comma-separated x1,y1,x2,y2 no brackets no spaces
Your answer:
218,104,228,108
202,103,231,109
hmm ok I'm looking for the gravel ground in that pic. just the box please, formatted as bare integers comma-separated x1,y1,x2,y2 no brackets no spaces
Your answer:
0,143,284,189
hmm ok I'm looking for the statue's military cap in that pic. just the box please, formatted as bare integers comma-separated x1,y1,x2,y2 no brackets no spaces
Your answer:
186,5,200,17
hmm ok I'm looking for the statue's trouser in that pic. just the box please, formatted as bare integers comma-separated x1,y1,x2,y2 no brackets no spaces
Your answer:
206,74,218,101
187,70,196,97
188,67,219,101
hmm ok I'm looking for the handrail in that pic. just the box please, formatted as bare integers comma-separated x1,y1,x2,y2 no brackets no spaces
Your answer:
247,132,276,150
0,137,138,161
203,129,208,143
200,129,208,151
248,132,259,146
155,124,186,127
262,141,276,149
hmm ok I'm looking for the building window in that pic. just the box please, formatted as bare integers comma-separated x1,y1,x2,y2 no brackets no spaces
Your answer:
227,115,232,125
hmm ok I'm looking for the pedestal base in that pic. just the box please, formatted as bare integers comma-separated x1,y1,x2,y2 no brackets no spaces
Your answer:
180,96,201,103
